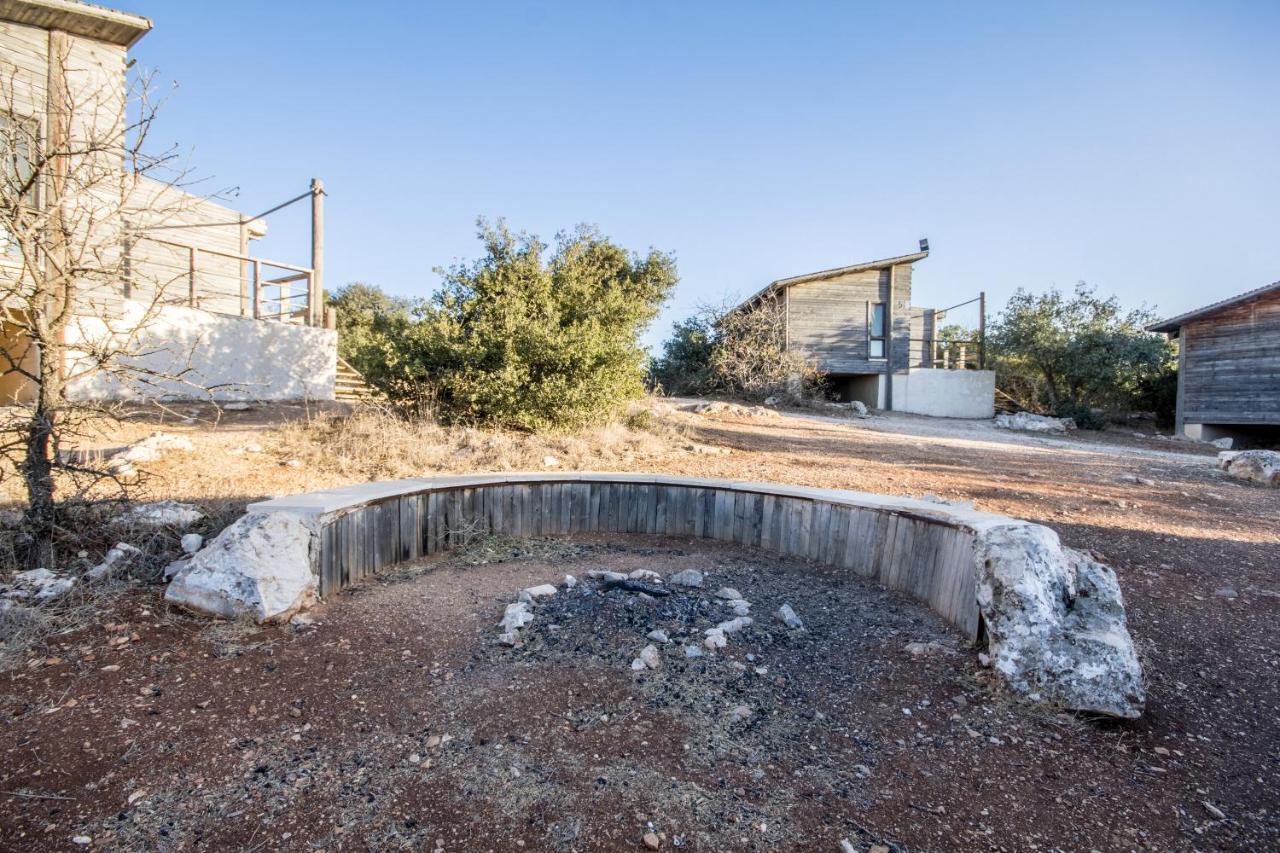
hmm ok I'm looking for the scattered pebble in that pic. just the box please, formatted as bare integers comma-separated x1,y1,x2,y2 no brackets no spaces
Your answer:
776,603,804,629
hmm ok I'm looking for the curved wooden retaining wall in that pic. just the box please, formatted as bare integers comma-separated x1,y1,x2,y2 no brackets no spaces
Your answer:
248,473,1017,641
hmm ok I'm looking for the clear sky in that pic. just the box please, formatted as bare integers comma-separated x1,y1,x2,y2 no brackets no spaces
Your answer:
122,0,1280,346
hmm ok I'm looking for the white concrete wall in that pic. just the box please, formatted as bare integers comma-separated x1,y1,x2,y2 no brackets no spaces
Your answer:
65,301,335,402
891,368,995,419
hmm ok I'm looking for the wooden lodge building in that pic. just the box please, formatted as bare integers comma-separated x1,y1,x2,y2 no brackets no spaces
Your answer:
729,243,995,419
1149,281,1280,445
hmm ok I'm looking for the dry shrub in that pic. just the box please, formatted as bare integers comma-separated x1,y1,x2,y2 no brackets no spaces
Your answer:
275,401,690,482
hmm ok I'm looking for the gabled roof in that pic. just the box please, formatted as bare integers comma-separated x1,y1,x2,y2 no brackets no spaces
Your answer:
730,250,929,314
0,0,152,48
1147,279,1280,334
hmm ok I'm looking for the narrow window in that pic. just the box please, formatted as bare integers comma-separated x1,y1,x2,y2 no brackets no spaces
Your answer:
869,302,887,359
1,114,39,254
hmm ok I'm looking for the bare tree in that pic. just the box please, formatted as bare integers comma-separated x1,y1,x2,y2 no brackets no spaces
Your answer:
706,296,823,401
1,38,212,568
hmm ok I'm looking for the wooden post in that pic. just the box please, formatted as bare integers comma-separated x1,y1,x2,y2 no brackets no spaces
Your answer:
885,265,896,410
238,216,249,316
978,290,987,369
252,259,262,320
310,178,324,327
187,246,198,308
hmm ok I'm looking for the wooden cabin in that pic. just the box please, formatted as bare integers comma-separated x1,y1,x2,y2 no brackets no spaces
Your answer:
1149,281,1280,446
729,245,995,417
0,0,337,403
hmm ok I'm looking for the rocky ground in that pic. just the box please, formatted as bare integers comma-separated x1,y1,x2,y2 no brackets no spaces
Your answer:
0,400,1278,850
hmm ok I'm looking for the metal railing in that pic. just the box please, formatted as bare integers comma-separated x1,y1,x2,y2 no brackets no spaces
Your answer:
128,235,321,325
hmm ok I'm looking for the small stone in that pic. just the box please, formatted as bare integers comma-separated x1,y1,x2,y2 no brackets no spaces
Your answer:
498,631,520,647
729,704,752,723
520,584,557,601
905,641,953,657
716,616,753,634
1204,801,1226,820
683,645,703,659
642,832,660,850
499,601,534,631
563,574,577,589
840,840,857,853
1214,586,1238,599
703,628,728,650
628,569,663,582
409,753,421,764
630,658,646,671
426,735,442,748
72,836,92,846
776,603,804,629
542,455,560,468
870,846,891,853
586,570,628,582
639,644,661,670
668,569,704,588
714,587,742,600
180,533,203,554
646,629,670,644
727,599,751,616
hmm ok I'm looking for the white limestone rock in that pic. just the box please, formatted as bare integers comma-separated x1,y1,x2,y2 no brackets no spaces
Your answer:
726,599,752,616
563,574,578,589
123,501,204,529
683,644,704,659
628,569,663,582
994,412,1075,434
668,569,704,588
850,400,869,417
703,627,728,650
974,522,1145,718
164,513,317,623
716,616,753,635
646,629,670,644
86,542,143,582
1210,437,1233,449
777,603,804,630
180,533,204,555
587,570,628,582
518,584,558,603
638,644,661,670
499,601,534,631
1217,450,1280,487
714,587,742,601
7,568,75,602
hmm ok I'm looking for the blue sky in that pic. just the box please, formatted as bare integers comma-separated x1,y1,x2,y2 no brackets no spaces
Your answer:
124,0,1280,347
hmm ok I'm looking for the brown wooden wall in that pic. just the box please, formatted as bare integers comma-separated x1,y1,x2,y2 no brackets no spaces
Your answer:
1180,291,1280,426
315,479,981,640
784,263,915,374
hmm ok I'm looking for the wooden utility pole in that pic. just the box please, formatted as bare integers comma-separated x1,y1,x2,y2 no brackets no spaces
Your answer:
978,290,987,369
238,215,249,316
310,178,324,326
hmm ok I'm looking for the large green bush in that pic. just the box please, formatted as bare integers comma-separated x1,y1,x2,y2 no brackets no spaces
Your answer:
333,220,677,430
987,283,1175,423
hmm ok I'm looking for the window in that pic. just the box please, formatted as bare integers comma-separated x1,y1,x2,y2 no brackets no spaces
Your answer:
869,302,887,359
1,114,39,254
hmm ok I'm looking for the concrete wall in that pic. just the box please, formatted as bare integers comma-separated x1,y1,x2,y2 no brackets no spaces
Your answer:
890,368,995,419
65,301,335,402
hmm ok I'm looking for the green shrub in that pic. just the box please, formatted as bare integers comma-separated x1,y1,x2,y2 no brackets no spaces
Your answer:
1053,401,1106,430
332,220,677,431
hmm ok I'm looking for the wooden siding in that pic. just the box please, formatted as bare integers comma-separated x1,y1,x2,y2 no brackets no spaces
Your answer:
1180,290,1280,426
784,263,914,374
311,477,982,641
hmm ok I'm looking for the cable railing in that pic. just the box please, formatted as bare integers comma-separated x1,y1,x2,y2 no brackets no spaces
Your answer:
906,337,985,370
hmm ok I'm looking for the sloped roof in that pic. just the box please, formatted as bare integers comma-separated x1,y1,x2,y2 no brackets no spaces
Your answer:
730,250,929,313
0,0,152,48
1147,280,1280,334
